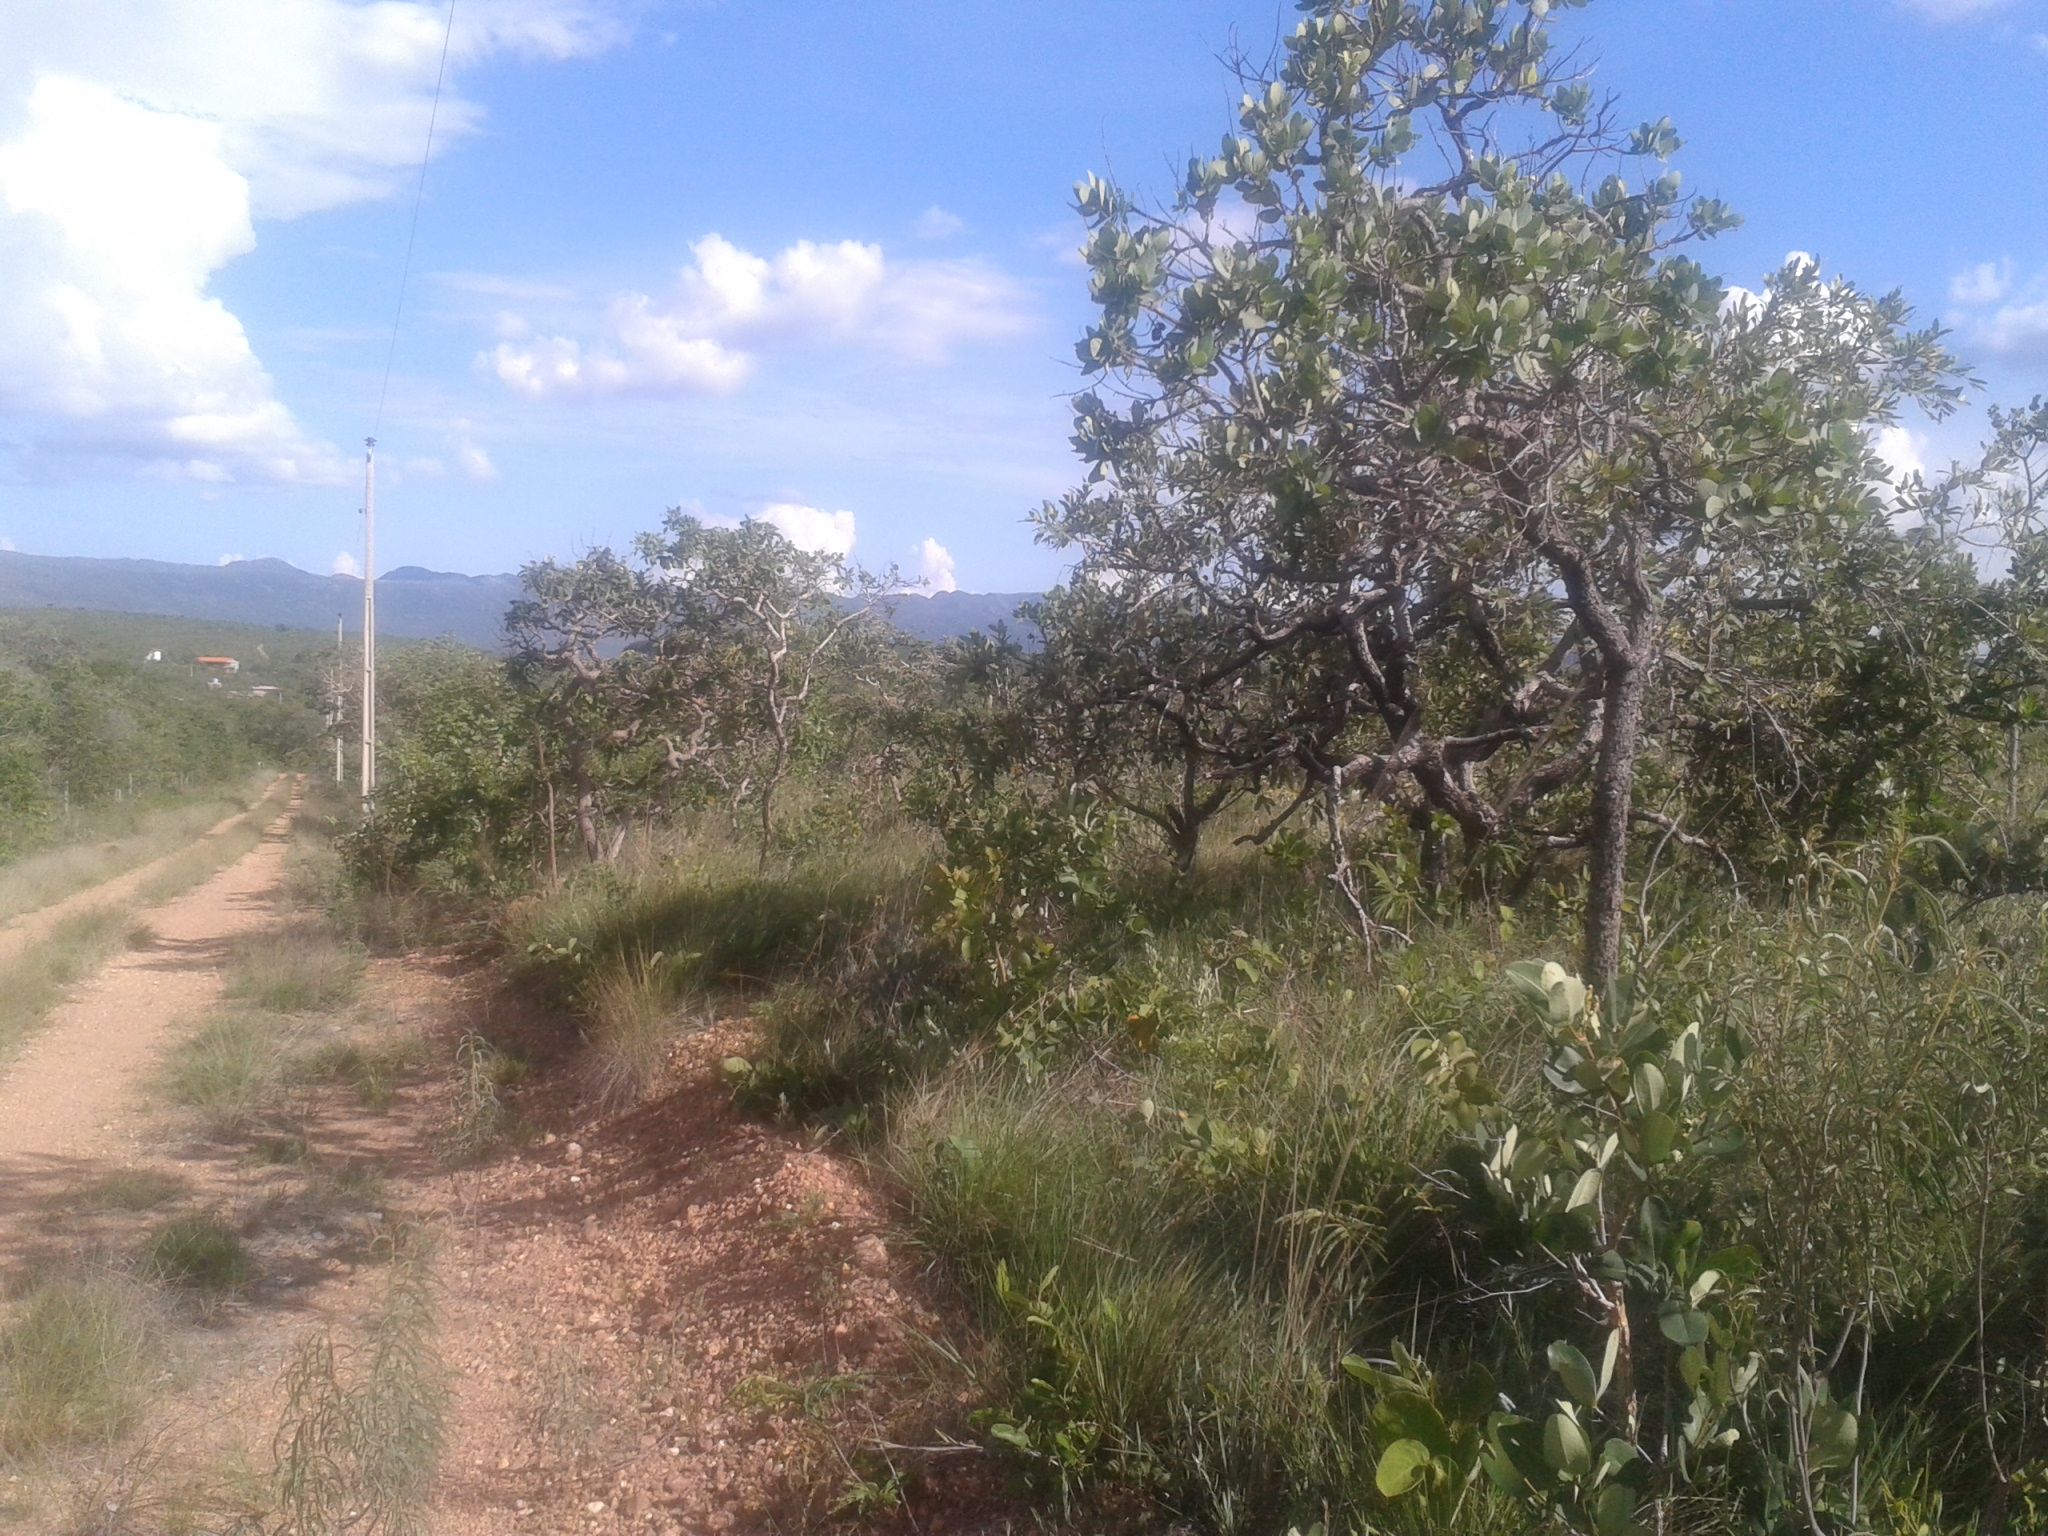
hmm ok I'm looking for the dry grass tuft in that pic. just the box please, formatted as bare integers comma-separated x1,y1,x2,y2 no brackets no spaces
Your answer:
269,1228,447,1536
585,955,692,1108
445,1032,516,1159
0,772,271,928
132,776,292,908
227,922,363,1014
0,1276,162,1458
0,906,135,1060
159,1011,284,1136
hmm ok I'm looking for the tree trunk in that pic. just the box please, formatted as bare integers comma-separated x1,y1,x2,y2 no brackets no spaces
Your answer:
1584,653,1647,990
569,745,601,864
756,731,789,869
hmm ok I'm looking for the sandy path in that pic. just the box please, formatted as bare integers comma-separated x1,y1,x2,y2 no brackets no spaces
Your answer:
0,774,281,969
0,781,300,1168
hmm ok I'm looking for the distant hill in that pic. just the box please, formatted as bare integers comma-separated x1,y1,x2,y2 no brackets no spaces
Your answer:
880,589,1039,642
0,551,1039,648
0,552,519,648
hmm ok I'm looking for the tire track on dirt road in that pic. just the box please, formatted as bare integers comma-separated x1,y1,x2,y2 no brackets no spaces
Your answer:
0,777,302,1180
0,774,286,970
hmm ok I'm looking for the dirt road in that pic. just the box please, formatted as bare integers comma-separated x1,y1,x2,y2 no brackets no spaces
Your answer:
0,780,300,1168
0,779,280,971
0,780,1021,1536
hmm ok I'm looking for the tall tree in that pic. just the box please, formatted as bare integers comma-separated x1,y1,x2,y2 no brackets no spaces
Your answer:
506,548,668,862
635,511,894,861
1039,0,1967,984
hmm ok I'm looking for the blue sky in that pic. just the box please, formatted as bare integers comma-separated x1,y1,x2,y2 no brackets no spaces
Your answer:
0,0,2043,592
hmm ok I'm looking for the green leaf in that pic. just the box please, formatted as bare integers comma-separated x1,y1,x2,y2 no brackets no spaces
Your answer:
1567,1166,1603,1211
1597,1437,1641,1476
1542,1411,1593,1477
1374,1438,1435,1497
1593,1483,1639,1536
1632,1060,1666,1113
1638,1110,1679,1164
1372,1392,1453,1457
1548,1340,1600,1408
1341,1354,1396,1391
988,1422,1034,1453
1658,1300,1710,1347
1482,1413,1545,1491
1597,1327,1623,1400
1678,1344,1708,1391
1808,1402,1858,1469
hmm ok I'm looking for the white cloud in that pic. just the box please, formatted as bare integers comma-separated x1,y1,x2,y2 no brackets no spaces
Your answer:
1951,260,2012,306
756,503,856,558
331,550,360,577
487,233,1031,400
914,206,965,240
915,537,958,592
456,440,499,481
1946,261,2048,362
1982,300,2048,361
0,1,622,483
1875,425,1927,484
218,553,245,565
0,537,18,553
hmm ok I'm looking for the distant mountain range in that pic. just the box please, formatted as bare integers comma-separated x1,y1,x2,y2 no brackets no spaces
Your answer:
0,550,1037,648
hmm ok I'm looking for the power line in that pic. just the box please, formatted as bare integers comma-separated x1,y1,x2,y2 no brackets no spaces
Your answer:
371,0,459,437
361,0,458,810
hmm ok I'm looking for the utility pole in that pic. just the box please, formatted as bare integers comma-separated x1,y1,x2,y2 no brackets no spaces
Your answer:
359,438,377,809
334,611,345,785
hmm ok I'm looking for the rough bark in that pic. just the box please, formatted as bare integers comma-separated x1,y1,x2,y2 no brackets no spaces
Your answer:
1584,649,1646,991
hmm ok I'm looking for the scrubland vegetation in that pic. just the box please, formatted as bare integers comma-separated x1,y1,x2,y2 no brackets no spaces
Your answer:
0,610,324,863
332,2,2048,1530
12,3,2048,1534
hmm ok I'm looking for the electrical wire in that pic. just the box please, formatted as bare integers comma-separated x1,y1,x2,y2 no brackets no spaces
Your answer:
371,0,459,437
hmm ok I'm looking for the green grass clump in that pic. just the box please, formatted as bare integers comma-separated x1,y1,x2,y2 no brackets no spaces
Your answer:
509,822,931,1008
294,1034,427,1113
139,1214,252,1293
160,1012,281,1134
0,1278,160,1457
82,1169,188,1212
227,923,363,1014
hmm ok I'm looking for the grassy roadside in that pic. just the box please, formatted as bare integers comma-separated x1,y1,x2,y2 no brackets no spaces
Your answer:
491,802,2048,1534
0,774,298,1065
0,770,280,927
